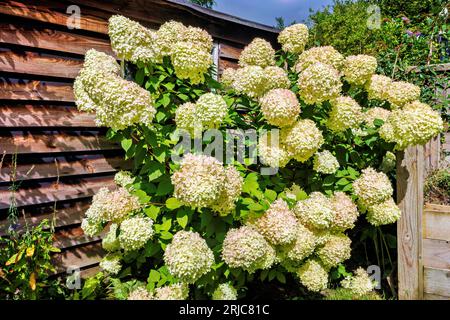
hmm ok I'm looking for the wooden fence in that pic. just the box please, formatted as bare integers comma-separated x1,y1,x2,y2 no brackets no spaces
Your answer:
0,0,279,277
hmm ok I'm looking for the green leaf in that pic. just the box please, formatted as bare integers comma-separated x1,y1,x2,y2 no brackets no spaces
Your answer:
156,177,173,196
121,139,133,152
176,211,189,228
276,272,286,284
145,206,160,220
148,270,160,283
264,189,277,202
166,197,182,210
159,231,173,240
148,162,165,181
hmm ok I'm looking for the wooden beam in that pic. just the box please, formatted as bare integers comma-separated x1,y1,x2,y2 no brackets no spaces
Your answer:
0,79,74,102
423,238,450,270
52,242,104,274
397,146,424,300
423,267,450,297
423,204,450,241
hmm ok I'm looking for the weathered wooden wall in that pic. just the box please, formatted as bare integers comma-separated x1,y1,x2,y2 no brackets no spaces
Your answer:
0,0,278,277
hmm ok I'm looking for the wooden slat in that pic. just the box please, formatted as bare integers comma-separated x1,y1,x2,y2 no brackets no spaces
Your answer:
0,0,109,34
0,175,116,209
0,79,74,101
79,265,101,279
423,135,441,174
0,131,119,154
0,154,128,182
444,132,450,153
424,267,450,297
53,242,104,274
0,23,113,56
53,226,104,250
219,42,242,60
0,199,91,236
423,238,450,270
423,293,449,300
0,105,95,127
423,204,450,241
0,50,83,78
219,59,239,75
397,146,424,300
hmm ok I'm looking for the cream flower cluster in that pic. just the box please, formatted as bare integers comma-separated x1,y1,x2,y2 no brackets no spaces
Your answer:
102,223,120,252
313,150,340,174
316,233,352,268
364,107,391,127
154,283,189,300
342,55,377,86
281,223,316,263
74,49,155,130
222,226,276,273
118,216,154,251
281,119,324,162
171,154,243,214
365,75,392,100
80,218,103,237
341,267,376,296
227,65,289,98
297,259,329,292
295,46,344,73
127,287,154,300
379,101,443,150
239,38,275,68
164,231,214,283
278,23,309,54
248,199,298,246
258,131,291,168
352,168,393,207
386,81,421,108
331,192,360,231
260,89,301,127
84,187,141,224
114,170,134,188
327,96,363,132
108,15,160,64
99,254,122,275
175,93,228,135
212,283,238,300
297,62,342,104
294,192,334,230
366,198,402,226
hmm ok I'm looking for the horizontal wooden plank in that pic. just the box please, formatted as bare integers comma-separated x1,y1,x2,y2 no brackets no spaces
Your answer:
0,0,109,34
424,267,450,297
219,42,242,60
0,79,74,101
0,23,113,56
423,238,450,270
0,105,95,127
219,58,239,72
444,132,450,153
423,293,449,300
0,131,119,154
79,265,101,279
0,154,128,182
0,49,83,78
0,175,116,209
407,63,450,73
0,199,91,236
52,242,104,274
53,226,104,250
424,204,450,241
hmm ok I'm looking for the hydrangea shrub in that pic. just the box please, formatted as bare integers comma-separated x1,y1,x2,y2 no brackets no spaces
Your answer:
76,15,443,300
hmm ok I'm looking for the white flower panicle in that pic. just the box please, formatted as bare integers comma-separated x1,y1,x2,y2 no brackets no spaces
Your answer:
352,168,393,207
327,96,363,132
80,218,103,237
297,259,329,292
379,101,443,150
164,231,214,283
239,38,275,68
278,23,309,54
114,170,134,188
366,198,401,226
341,267,376,296
294,192,334,230
221,68,237,88
99,254,122,275
212,283,238,300
248,199,298,246
108,15,160,64
155,20,186,56
171,41,213,84
364,107,391,127
317,233,352,268
365,74,392,100
342,55,377,86
171,154,242,214
282,223,316,263
154,283,189,300
222,226,275,273
297,62,342,104
313,150,340,174
386,81,421,108
281,119,324,162
231,66,268,98
118,216,154,251
127,287,154,300
264,66,291,91
102,223,120,252
258,131,291,168
380,151,397,173
331,192,359,231
295,46,344,73
260,89,300,127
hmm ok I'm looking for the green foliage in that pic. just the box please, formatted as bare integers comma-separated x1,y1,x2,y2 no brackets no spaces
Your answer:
424,165,450,205
188,0,216,9
0,220,66,299
323,287,382,300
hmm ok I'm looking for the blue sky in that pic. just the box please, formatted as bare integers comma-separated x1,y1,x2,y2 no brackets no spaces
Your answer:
214,0,335,27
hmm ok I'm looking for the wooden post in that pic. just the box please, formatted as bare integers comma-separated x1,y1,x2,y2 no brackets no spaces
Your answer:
397,146,424,299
